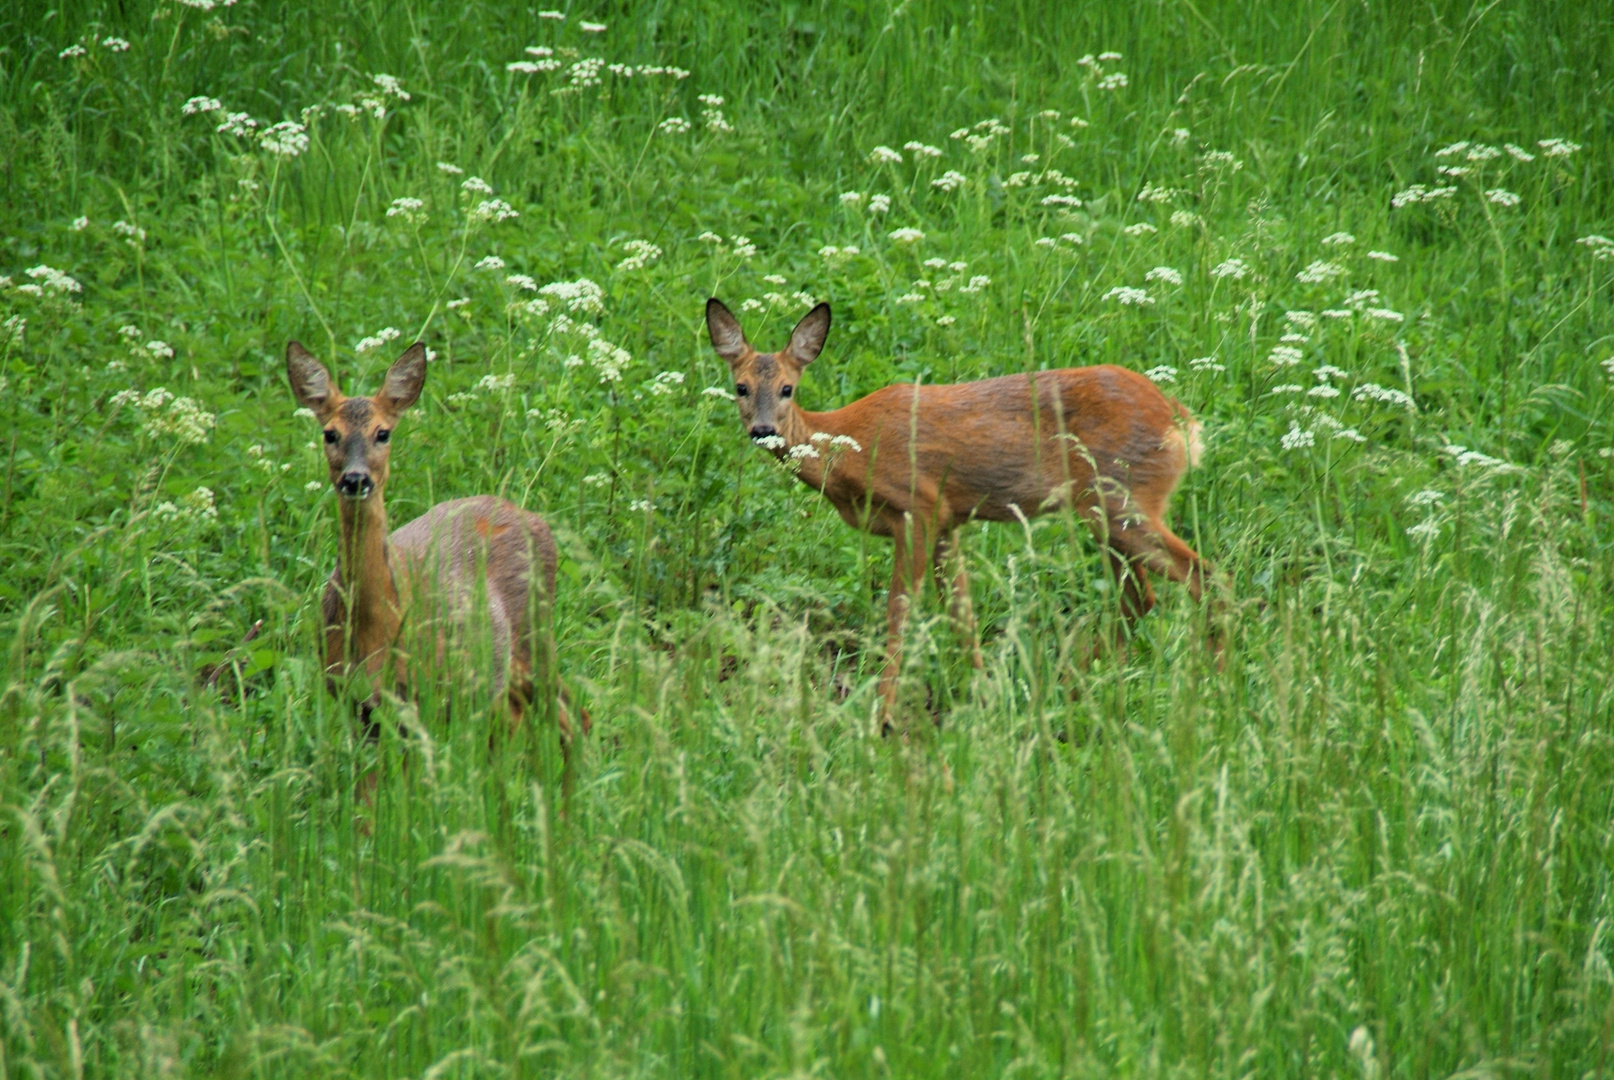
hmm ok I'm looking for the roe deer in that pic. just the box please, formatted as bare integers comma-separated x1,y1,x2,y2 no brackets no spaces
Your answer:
705,298,1213,721
286,341,585,760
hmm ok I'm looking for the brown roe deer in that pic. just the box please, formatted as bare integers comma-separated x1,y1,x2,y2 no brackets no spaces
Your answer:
286,341,584,759
705,298,1212,718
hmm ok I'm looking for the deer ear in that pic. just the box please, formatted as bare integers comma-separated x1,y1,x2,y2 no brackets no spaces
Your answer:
379,342,428,413
787,302,831,365
286,341,339,414
705,298,751,365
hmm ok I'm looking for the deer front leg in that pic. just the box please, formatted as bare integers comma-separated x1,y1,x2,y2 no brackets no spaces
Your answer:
878,511,931,726
933,530,984,670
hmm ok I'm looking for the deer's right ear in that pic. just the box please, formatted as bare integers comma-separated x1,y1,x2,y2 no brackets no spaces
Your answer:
787,302,832,365
286,341,338,414
705,298,751,366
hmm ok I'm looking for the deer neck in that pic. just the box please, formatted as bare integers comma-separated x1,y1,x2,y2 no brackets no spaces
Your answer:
337,493,400,652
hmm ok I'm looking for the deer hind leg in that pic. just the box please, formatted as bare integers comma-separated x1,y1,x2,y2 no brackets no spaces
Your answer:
932,529,984,670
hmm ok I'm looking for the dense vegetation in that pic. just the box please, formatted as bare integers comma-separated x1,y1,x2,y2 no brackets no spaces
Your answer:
2,1,1613,1075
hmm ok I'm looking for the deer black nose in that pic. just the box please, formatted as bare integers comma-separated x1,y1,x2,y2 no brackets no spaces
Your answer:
749,424,778,440
338,472,374,499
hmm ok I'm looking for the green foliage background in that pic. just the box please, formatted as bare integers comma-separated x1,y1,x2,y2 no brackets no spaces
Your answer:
2,0,1613,1076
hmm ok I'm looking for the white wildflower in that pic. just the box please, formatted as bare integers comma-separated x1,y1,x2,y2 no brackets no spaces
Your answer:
868,194,891,214
838,191,864,207
306,480,324,492
539,278,605,314
437,162,464,175
1364,308,1404,322
182,96,223,115
1333,428,1366,443
1035,237,1057,248
889,227,925,244
147,340,175,359
616,239,662,271
754,435,786,451
1280,422,1315,450
1321,231,1355,245
696,231,723,244
24,265,82,294
1353,383,1416,409
216,112,259,137
1041,194,1083,207
474,254,506,271
936,315,957,326
1366,250,1399,262
1122,222,1157,237
579,21,606,32
932,170,967,192
1145,366,1177,383
1144,266,1183,286
1313,364,1349,381
461,175,494,195
1189,356,1224,372
1307,385,1340,398
1097,72,1128,90
1504,143,1535,162
59,44,86,59
658,116,691,134
905,141,943,158
506,274,537,291
356,327,401,353
1537,138,1581,158
386,196,426,223
1103,286,1153,306
960,276,990,293
1170,210,1202,227
702,386,735,401
1296,260,1346,284
1269,346,1304,366
1486,188,1520,207
1060,232,1085,246
472,199,519,223
371,74,410,100
1136,184,1176,203
730,235,758,258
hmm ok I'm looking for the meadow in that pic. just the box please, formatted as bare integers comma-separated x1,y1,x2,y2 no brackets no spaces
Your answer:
3,0,1614,1076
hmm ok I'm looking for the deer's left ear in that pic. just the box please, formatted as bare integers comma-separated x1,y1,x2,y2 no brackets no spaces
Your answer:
379,342,428,412
787,303,831,365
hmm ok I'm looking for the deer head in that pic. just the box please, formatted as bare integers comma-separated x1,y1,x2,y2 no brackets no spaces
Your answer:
287,341,427,501
705,298,831,442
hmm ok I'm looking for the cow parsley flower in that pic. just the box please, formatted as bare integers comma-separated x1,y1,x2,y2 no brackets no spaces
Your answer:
1170,210,1202,227
1364,307,1404,322
658,116,691,134
1296,260,1345,284
386,196,426,223
1144,266,1183,285
1189,356,1225,372
868,194,891,214
889,227,925,244
1103,286,1153,306
183,96,223,115
1269,346,1304,366
868,145,902,165
472,199,519,223
60,44,87,59
505,274,537,291
371,74,410,100
1504,143,1535,162
904,141,943,158
616,239,662,271
475,254,505,270
1041,194,1083,207
1145,366,1176,383
1486,188,1521,207
1366,250,1399,262
437,162,464,175
838,191,864,207
1280,422,1315,450
1321,232,1355,245
356,327,401,353
579,21,606,32
461,175,494,196
730,235,758,258
932,170,967,191
1537,138,1581,157
539,278,605,314
25,265,82,294
1097,72,1128,90
1123,222,1157,237
1353,383,1415,409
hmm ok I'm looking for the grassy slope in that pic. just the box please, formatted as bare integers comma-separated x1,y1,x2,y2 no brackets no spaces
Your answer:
2,0,1613,1076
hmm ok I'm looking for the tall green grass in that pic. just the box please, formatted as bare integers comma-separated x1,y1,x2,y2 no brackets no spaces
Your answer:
2,1,1613,1076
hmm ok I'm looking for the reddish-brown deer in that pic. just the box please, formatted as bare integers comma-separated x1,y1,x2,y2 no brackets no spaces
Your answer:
286,341,585,761
705,298,1213,720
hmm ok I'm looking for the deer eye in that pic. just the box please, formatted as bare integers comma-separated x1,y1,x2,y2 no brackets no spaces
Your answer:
323,429,338,445
735,384,749,397
780,385,793,398
375,429,391,444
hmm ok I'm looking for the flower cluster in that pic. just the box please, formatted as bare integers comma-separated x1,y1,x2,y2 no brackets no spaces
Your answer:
110,387,217,445
616,240,662,271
